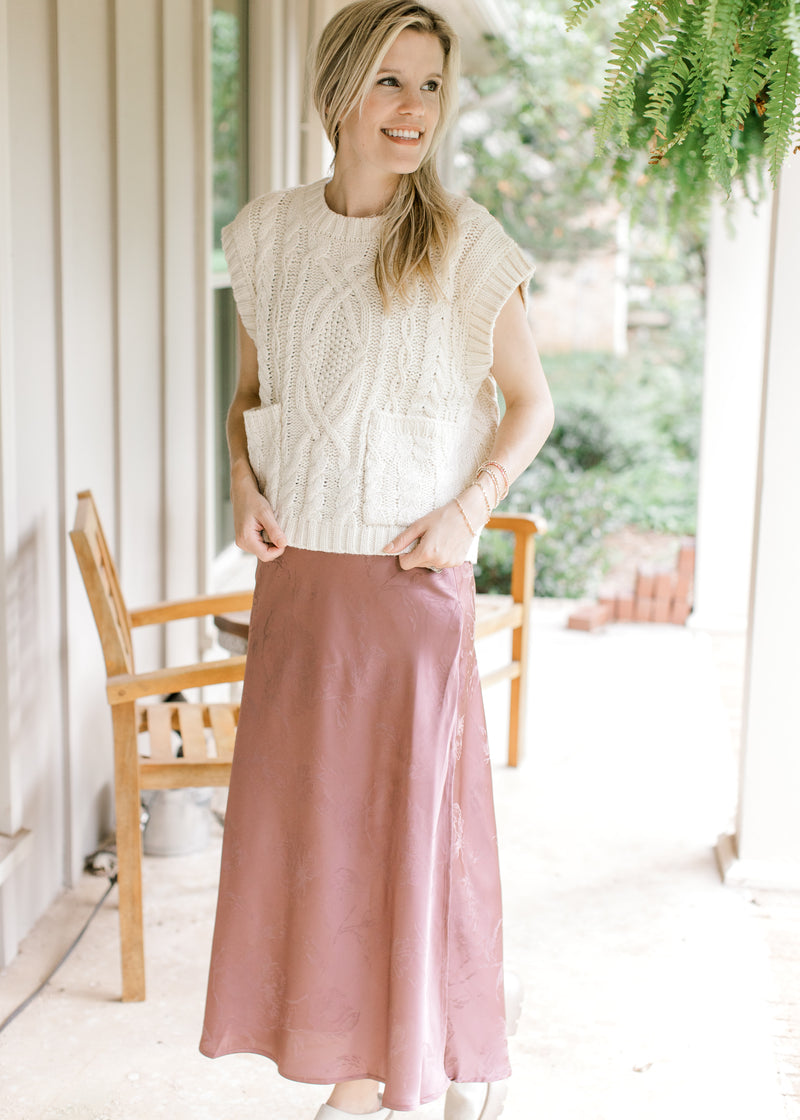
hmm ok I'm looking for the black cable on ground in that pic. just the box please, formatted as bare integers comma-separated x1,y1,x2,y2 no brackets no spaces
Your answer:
0,872,118,1036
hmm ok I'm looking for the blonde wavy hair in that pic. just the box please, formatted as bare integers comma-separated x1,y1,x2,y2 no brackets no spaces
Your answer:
311,0,461,311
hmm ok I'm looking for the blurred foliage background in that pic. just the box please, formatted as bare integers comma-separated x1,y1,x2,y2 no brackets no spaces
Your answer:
462,0,714,597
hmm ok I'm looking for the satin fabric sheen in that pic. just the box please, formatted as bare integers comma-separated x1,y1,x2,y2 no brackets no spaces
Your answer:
199,548,511,1111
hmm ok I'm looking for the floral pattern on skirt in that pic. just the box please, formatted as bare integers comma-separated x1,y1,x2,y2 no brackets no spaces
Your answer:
199,548,511,1111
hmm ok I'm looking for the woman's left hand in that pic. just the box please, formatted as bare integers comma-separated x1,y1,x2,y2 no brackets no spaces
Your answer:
382,484,487,571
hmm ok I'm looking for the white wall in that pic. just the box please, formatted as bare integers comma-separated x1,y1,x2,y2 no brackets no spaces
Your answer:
248,0,338,198
0,0,209,965
1,0,76,965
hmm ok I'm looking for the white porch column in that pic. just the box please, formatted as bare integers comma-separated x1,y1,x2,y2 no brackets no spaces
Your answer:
690,190,771,632
717,152,800,887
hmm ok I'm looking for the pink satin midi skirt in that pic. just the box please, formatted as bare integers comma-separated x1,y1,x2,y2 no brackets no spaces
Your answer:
199,548,511,1111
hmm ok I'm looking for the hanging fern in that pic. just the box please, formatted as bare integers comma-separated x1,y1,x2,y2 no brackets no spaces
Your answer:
764,32,800,178
568,0,800,192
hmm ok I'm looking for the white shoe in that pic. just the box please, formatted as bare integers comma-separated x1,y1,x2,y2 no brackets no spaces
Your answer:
313,1105,393,1119
444,1080,508,1120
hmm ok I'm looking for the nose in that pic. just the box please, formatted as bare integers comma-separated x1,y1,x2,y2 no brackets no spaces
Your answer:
398,86,424,114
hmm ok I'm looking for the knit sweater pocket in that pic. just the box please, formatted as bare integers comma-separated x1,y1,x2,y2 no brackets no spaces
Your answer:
363,410,461,527
244,402,282,513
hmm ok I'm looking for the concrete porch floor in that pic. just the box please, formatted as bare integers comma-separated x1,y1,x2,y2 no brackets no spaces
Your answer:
0,601,797,1120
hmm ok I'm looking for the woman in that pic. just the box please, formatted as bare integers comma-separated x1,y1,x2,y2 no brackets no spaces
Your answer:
199,2,554,1118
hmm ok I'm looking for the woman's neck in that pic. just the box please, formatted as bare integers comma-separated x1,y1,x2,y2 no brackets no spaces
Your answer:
324,163,400,217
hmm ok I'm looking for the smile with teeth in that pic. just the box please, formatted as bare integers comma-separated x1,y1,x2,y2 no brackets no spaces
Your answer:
382,128,423,140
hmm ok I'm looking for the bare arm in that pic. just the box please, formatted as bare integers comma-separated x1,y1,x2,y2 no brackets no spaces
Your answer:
472,282,555,507
383,286,554,569
228,314,288,562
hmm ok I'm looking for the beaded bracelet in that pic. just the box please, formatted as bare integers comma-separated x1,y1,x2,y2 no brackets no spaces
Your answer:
477,463,501,504
476,464,502,501
484,459,510,499
454,496,477,536
476,465,502,506
476,460,510,503
479,461,510,501
475,478,493,518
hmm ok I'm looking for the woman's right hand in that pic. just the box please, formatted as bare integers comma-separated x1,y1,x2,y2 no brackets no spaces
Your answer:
231,463,288,562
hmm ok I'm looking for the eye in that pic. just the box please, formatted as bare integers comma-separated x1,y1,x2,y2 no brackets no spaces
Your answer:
423,80,441,92
378,76,400,87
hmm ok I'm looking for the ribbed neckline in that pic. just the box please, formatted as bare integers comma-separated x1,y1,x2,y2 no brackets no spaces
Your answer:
305,177,384,241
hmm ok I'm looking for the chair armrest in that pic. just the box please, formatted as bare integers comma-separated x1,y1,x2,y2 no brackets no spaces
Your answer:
107,656,247,704
482,512,542,607
129,590,254,627
485,512,545,536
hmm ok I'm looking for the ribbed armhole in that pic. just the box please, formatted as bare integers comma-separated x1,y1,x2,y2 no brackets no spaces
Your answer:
465,238,535,383
221,206,257,341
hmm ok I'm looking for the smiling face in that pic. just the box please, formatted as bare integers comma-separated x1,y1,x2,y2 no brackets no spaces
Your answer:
335,28,445,180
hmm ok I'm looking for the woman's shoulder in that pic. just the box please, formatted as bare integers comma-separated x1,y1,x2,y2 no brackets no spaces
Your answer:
441,191,536,304
443,192,526,270
223,185,299,244
443,190,503,235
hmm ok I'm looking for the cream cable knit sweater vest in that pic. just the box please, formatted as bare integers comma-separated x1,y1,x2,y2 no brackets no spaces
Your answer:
222,177,535,563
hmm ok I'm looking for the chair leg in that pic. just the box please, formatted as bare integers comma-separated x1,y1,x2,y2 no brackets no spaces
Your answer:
508,629,526,768
508,534,535,767
112,704,146,1001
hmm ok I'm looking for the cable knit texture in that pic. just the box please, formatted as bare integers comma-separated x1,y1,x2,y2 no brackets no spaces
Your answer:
221,177,535,563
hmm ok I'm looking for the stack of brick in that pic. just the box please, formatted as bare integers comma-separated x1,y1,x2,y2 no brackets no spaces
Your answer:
567,537,695,632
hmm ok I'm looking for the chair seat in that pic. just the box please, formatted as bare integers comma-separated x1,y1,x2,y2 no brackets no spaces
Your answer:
475,594,526,691
475,593,525,639
136,701,240,789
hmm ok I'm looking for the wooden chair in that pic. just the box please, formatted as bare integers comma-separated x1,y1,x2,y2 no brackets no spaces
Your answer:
214,512,543,769
70,491,252,1002
475,513,541,768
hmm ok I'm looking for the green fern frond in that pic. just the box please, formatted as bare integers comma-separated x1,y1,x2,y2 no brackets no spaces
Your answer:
723,52,771,130
660,0,688,26
645,52,694,137
702,0,721,39
615,79,641,145
678,62,707,132
764,34,800,180
722,3,773,126
642,1,705,134
639,1,705,144
705,0,747,102
700,111,736,192
565,0,604,32
594,1,672,150
647,102,703,163
785,0,800,57
646,51,690,120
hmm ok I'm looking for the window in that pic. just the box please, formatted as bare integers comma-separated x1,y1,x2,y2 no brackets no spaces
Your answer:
212,0,249,553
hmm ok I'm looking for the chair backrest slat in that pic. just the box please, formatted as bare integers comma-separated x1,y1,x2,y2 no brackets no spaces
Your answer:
70,491,135,677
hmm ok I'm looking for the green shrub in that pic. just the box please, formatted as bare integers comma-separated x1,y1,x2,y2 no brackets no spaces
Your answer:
476,334,701,597
545,402,635,472
476,455,625,598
